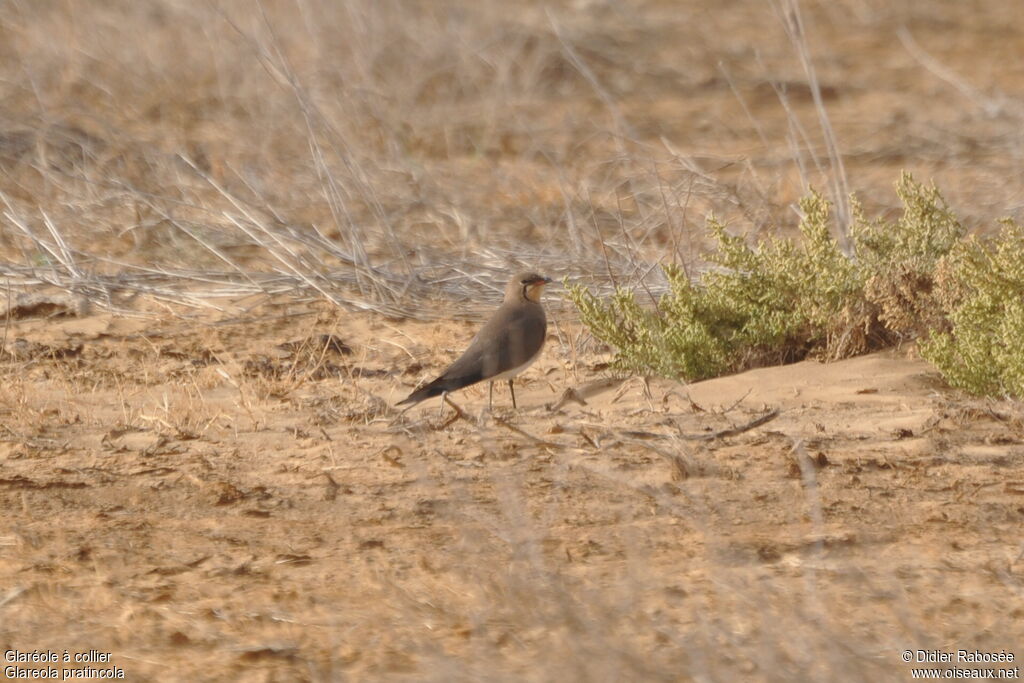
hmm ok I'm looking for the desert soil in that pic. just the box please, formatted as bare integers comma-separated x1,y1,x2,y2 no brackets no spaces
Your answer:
1,300,1022,681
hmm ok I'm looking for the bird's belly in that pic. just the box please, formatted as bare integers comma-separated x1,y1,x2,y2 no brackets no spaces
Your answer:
488,347,543,381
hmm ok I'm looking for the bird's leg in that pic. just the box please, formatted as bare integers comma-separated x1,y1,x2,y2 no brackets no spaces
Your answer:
439,391,448,417
442,393,470,422
508,380,517,409
488,382,494,411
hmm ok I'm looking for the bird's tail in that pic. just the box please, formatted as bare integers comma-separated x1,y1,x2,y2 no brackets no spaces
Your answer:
396,379,448,407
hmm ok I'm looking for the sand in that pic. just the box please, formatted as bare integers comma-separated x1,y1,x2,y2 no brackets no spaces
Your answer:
1,302,1021,680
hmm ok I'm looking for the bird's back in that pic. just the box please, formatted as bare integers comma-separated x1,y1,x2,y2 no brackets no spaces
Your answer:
397,299,546,405
397,271,551,407
443,301,546,384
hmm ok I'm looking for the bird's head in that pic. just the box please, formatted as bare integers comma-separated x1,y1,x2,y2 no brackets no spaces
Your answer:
508,272,552,303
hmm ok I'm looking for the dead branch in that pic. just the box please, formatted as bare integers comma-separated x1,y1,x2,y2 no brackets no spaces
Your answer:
679,408,781,441
492,416,564,449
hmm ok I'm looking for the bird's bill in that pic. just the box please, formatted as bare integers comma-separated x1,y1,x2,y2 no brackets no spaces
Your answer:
526,276,552,292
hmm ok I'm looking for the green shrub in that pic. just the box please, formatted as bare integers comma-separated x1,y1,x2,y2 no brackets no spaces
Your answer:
567,173,965,382
920,220,1024,397
854,174,964,338
569,275,731,380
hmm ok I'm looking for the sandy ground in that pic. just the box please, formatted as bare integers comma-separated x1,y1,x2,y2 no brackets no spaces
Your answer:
1,300,1022,681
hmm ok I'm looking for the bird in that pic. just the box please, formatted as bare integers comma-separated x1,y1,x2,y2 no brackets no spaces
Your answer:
398,272,552,410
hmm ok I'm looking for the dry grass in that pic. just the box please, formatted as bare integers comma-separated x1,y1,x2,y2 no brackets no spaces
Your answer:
2,0,1024,680
3,0,1019,317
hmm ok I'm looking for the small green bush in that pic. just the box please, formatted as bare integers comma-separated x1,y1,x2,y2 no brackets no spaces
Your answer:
567,173,975,384
920,220,1024,397
855,174,964,338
